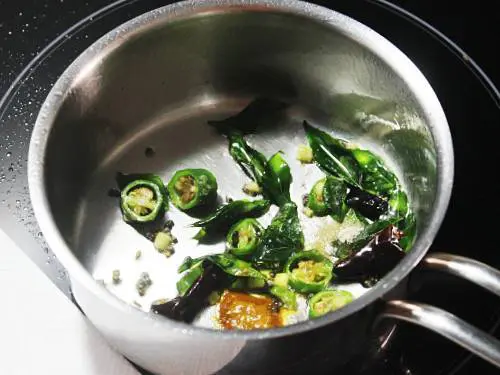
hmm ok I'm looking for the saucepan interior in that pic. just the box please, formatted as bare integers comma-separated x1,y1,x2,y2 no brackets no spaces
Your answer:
30,0,451,333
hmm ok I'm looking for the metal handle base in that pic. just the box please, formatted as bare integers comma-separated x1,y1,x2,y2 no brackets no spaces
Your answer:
422,252,500,297
380,253,500,368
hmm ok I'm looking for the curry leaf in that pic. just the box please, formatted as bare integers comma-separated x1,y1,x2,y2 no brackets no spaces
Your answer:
228,134,291,207
303,121,360,187
351,149,398,197
323,176,349,223
252,202,304,271
191,199,270,240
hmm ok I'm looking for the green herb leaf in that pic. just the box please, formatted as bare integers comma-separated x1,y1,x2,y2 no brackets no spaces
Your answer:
351,149,398,197
335,217,399,259
228,134,291,207
323,176,349,223
191,199,270,240
303,121,360,187
207,254,264,279
252,202,305,271
176,261,204,296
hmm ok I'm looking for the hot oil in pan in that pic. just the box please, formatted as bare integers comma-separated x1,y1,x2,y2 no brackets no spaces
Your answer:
74,97,417,329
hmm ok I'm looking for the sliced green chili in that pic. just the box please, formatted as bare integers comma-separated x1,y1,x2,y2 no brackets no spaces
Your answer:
268,151,292,202
270,285,297,310
179,253,265,280
120,179,164,223
226,218,264,257
176,261,204,296
307,176,349,221
308,289,354,318
191,199,270,240
167,168,218,211
307,178,328,216
323,176,349,222
286,251,333,294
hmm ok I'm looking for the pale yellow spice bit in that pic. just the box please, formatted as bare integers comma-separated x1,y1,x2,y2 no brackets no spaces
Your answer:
345,142,359,150
280,308,297,324
273,273,289,288
135,250,142,260
151,298,169,309
112,269,121,284
303,207,314,218
154,231,175,257
242,181,262,196
296,144,314,164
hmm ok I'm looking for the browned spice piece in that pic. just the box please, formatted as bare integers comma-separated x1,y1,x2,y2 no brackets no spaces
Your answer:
219,291,282,330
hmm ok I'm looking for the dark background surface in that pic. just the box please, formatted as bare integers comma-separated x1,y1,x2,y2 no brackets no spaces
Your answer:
1,1,499,374
1,0,498,93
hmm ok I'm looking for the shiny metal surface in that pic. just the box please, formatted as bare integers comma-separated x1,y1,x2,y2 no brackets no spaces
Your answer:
381,253,500,369
382,300,500,367
27,0,454,373
423,253,500,297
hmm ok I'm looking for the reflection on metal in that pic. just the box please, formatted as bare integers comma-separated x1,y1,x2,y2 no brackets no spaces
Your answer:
382,300,500,368
382,252,500,368
422,253,500,297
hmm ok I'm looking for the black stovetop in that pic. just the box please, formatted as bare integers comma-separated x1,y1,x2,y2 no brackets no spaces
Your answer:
1,1,499,374
0,0,498,96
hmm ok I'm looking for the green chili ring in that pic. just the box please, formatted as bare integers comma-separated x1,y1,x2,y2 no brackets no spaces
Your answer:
270,285,298,310
308,289,354,318
121,179,164,223
226,218,264,257
285,250,333,294
308,178,328,216
168,168,218,211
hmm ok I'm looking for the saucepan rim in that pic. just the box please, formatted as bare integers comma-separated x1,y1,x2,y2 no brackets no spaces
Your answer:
27,0,454,340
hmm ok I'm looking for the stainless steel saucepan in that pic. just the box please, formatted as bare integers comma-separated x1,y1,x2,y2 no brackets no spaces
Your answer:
28,1,500,374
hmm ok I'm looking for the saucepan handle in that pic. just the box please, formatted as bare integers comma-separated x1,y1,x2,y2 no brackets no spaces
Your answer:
379,253,500,367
